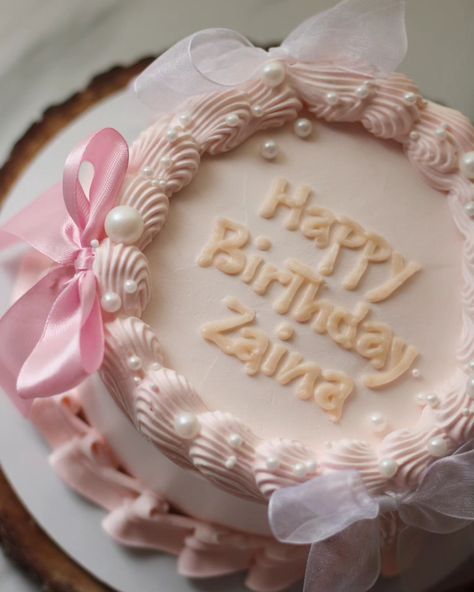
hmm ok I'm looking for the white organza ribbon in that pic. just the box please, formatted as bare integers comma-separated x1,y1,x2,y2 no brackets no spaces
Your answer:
134,0,407,112
269,442,474,592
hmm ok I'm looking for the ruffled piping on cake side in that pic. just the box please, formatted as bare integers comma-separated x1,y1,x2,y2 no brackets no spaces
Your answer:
30,393,307,592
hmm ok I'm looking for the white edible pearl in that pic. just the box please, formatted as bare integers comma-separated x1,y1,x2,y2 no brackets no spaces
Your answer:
459,152,474,179
355,83,370,99
326,92,339,106
90,239,100,249
265,456,280,471
228,433,243,448
174,412,200,439
225,455,237,469
225,113,240,126
294,118,313,139
293,462,307,478
124,279,138,294
427,436,448,457
404,92,417,104
160,156,173,168
127,355,142,371
178,112,191,128
411,368,421,379
467,376,474,398
166,127,179,142
435,127,447,139
415,392,426,406
409,131,419,141
304,459,318,473
464,202,474,218
133,376,141,385
369,412,387,433
141,165,153,177
462,407,471,416
252,105,263,117
101,292,121,313
469,360,474,372
261,61,286,87
261,139,279,160
105,206,144,245
378,458,398,478
426,393,440,408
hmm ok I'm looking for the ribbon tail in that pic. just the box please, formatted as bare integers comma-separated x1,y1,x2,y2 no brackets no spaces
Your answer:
0,267,68,414
303,519,381,592
16,271,103,400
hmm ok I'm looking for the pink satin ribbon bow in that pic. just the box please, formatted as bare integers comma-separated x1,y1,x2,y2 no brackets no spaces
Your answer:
269,442,474,592
0,128,129,414
134,0,407,113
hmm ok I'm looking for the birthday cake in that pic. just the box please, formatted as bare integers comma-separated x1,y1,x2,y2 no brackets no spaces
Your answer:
1,1,474,591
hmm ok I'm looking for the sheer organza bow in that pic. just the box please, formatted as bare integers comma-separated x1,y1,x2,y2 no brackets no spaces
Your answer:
269,442,474,592
134,0,407,113
0,128,129,414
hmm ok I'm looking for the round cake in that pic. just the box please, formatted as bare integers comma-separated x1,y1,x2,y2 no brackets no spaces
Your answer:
1,2,474,591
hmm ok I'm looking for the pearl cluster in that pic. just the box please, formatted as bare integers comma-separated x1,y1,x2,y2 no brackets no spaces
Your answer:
414,392,440,408
101,292,121,313
143,163,168,191
262,455,317,477
427,436,448,457
293,459,318,478
294,118,313,138
228,433,243,448
378,458,398,478
124,279,138,294
105,205,144,245
261,139,279,160
355,81,372,99
261,61,286,88
265,456,280,471
174,411,200,439
369,412,388,434
260,116,315,160
403,92,418,105
435,123,449,139
100,206,146,315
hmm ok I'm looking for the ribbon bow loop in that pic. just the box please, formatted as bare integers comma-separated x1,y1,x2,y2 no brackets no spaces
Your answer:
134,0,407,113
0,128,129,413
269,444,474,592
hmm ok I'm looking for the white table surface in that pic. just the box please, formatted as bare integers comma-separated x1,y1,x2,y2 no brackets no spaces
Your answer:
0,1,473,590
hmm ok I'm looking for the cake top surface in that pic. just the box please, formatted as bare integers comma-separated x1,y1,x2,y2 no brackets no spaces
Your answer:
144,118,462,448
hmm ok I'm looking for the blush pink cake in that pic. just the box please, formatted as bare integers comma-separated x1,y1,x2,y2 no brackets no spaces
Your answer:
1,1,474,591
